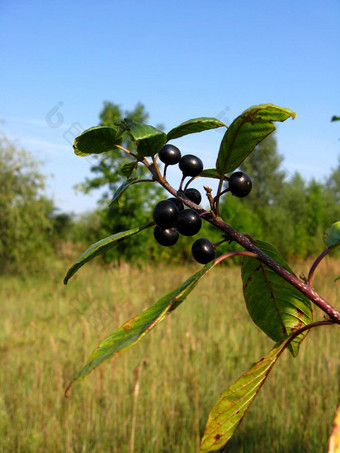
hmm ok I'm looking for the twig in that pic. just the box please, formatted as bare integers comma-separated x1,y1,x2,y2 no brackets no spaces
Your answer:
151,156,164,183
307,246,335,286
115,144,139,159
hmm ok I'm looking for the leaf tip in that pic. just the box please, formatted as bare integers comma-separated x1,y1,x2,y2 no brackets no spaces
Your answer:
63,270,72,285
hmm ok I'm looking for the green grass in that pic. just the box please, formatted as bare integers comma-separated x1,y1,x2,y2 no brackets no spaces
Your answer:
0,257,339,452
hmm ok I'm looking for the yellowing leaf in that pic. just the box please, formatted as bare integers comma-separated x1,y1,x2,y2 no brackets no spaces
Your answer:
328,404,340,453
200,340,289,452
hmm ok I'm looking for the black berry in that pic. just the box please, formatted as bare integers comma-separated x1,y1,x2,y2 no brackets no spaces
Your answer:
154,226,179,246
184,188,202,204
179,154,203,177
192,238,216,264
167,197,184,211
158,144,181,165
228,171,252,198
175,209,202,236
153,200,179,228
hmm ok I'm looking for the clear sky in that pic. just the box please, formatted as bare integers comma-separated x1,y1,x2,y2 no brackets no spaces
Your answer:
1,0,339,214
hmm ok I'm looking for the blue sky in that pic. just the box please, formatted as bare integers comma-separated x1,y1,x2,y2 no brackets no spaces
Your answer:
1,0,339,213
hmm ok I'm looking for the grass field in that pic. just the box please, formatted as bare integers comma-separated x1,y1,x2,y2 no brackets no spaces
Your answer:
0,256,339,452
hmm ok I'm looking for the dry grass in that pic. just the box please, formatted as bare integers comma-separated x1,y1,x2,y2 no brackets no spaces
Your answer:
0,257,339,452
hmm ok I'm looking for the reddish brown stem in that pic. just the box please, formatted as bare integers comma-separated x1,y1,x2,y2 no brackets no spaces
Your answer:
179,175,185,191
215,251,258,264
214,187,230,203
214,177,225,214
242,233,256,243
115,144,139,159
184,177,196,191
163,164,169,180
151,156,164,183
144,161,340,324
274,320,335,361
210,215,340,324
307,246,335,286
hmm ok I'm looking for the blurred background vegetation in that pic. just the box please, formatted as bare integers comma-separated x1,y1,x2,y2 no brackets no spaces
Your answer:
1,101,340,275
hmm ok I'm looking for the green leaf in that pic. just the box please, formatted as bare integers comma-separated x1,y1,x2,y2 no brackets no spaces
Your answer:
136,132,167,157
65,260,216,395
216,104,296,175
118,161,138,178
323,221,340,247
331,115,340,122
108,178,155,206
73,126,123,156
200,340,291,452
241,240,312,356
114,119,167,157
126,121,164,142
108,178,139,206
167,117,227,141
200,168,227,179
114,118,135,132
63,223,153,284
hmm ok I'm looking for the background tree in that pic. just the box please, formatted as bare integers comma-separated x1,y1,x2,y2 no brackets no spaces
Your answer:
240,134,286,207
326,157,340,205
0,135,55,272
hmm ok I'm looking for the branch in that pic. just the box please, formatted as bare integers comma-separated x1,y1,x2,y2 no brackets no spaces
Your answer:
143,161,340,324
210,215,340,324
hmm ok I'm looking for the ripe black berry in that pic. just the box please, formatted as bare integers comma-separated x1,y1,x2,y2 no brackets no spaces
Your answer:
228,171,252,198
175,209,202,236
179,154,203,177
153,200,179,228
184,188,202,204
167,197,184,211
154,226,179,246
158,144,181,165
192,238,216,264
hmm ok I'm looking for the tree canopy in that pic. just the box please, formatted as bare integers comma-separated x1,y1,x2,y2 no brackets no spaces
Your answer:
0,135,55,272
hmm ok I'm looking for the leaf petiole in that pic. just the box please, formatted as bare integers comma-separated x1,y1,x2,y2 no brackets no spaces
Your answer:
115,144,139,159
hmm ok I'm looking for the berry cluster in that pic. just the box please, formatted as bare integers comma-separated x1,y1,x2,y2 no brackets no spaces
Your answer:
153,199,201,243
152,144,252,264
154,146,203,236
